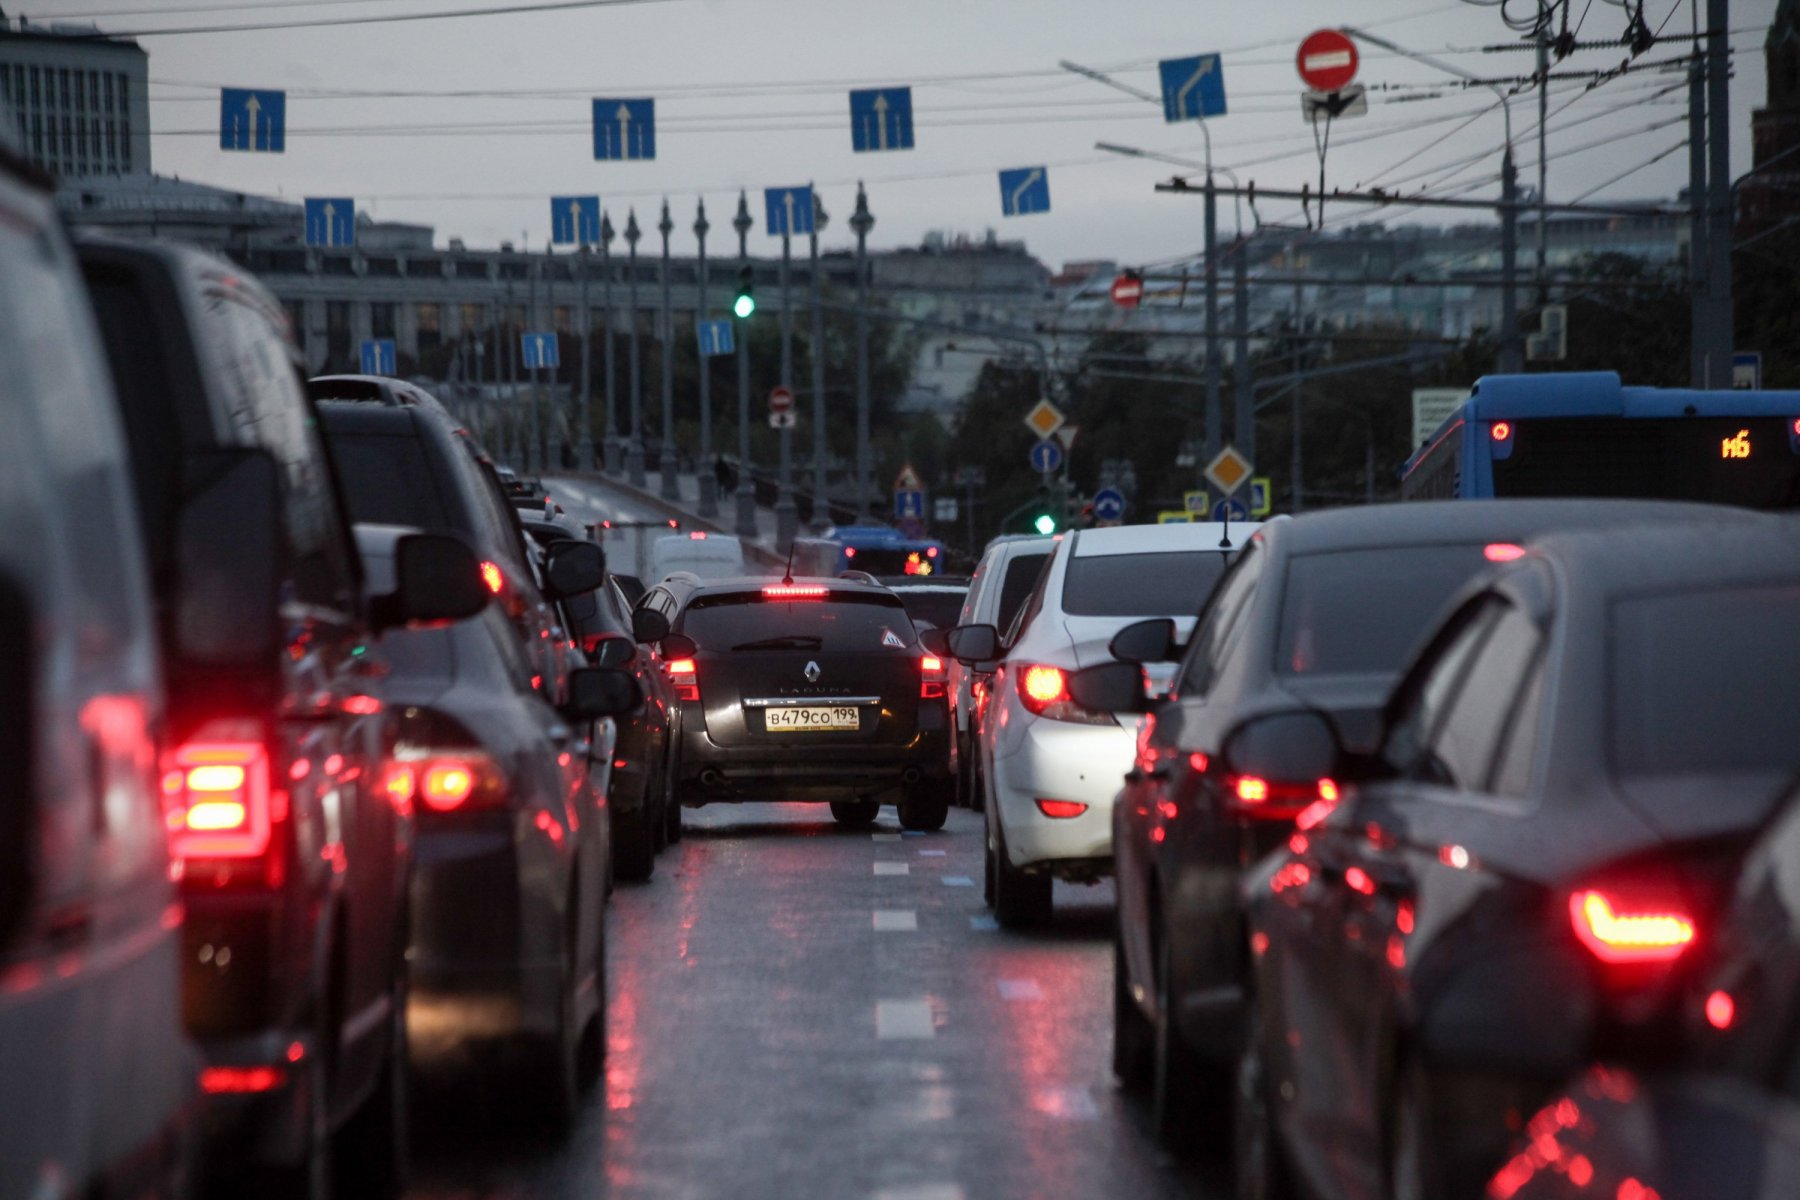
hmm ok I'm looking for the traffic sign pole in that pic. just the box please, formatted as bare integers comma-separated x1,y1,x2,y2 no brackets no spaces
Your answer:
733,192,759,541
625,210,644,487
695,199,717,516
809,188,831,533
775,214,798,551
658,200,679,502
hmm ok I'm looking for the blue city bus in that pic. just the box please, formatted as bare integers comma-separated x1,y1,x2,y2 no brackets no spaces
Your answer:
1401,372,1800,509
815,525,948,576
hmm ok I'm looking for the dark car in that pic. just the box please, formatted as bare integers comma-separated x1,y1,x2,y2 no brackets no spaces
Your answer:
876,575,972,633
306,373,458,421
1236,516,1800,1200
78,237,480,1195
355,526,630,1133
0,131,192,1199
637,575,953,830
1079,499,1764,1148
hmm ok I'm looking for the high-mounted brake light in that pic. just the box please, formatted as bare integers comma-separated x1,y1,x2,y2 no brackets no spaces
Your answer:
667,657,700,701
689,531,708,540
1570,890,1696,964
1485,543,1527,563
479,561,505,595
201,1065,287,1095
762,585,829,599
163,739,273,860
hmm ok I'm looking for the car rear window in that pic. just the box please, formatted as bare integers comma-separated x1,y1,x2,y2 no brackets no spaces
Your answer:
1611,585,1800,777
1276,544,1492,676
327,431,454,530
1062,550,1226,617
996,551,1051,631
893,589,968,630
678,591,917,652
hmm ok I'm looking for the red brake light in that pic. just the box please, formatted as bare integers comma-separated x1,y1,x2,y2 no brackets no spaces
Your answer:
1705,989,1735,1030
844,547,856,558
200,1065,287,1094
920,655,942,672
1226,775,1339,822
667,657,699,701
421,763,476,812
1485,543,1526,563
1035,799,1089,819
163,739,272,860
1020,665,1067,710
926,546,938,558
389,750,505,815
480,561,505,595
1491,421,1513,441
762,585,829,599
689,531,708,540
1235,777,1270,805
919,653,947,700
1569,890,1696,964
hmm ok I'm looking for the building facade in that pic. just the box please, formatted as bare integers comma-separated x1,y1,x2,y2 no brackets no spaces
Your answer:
0,17,150,178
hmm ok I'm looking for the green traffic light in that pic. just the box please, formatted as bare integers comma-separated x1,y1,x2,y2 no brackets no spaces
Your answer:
1033,513,1057,536
734,293,756,319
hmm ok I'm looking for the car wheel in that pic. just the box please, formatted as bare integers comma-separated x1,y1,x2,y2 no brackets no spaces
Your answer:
1387,1055,1448,1200
1113,924,1153,1094
518,918,582,1138
829,799,880,826
612,807,656,883
1152,926,1228,1155
259,1013,333,1200
992,820,1053,929
899,779,951,832
954,730,974,809
332,968,410,1199
1234,983,1298,1200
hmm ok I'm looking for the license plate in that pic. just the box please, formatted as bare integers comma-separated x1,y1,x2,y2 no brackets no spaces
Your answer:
763,705,861,731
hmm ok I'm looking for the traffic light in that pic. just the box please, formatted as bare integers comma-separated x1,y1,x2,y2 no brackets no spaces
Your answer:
1031,482,1058,535
733,266,756,319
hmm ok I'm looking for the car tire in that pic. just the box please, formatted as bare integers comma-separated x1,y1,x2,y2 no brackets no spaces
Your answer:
518,920,582,1139
899,781,951,832
612,808,656,883
1113,925,1154,1094
1234,982,1298,1200
954,730,974,809
332,970,410,1199
1387,1054,1454,1200
992,820,1053,929
259,1012,333,1200
830,799,880,826
1152,928,1227,1155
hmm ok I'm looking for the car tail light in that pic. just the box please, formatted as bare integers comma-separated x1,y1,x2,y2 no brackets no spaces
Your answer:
1569,889,1696,964
200,1065,287,1094
689,531,708,540
389,748,508,815
1035,799,1088,819
162,736,274,861
1485,543,1526,563
479,561,505,595
919,654,947,700
667,657,699,702
1015,663,1113,726
1224,775,1339,822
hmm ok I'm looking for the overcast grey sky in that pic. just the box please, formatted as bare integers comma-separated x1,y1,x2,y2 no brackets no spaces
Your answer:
46,0,1780,267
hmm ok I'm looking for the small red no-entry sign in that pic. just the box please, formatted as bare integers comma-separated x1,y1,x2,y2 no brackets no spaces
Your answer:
768,385,795,413
1110,274,1143,309
1297,29,1359,93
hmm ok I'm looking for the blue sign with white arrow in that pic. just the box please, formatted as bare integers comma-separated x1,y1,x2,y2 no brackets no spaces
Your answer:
303,198,355,248
592,98,654,161
764,186,816,237
220,87,284,153
893,490,925,520
551,195,601,246
849,87,914,153
1212,496,1250,523
359,338,396,376
521,332,560,371
998,167,1050,217
1091,486,1126,524
1158,54,1227,122
1028,439,1063,474
697,320,735,357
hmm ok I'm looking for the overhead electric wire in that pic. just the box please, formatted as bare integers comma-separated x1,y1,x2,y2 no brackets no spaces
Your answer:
75,0,680,38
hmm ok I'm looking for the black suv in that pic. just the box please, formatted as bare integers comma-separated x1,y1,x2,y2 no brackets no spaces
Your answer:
636,576,953,830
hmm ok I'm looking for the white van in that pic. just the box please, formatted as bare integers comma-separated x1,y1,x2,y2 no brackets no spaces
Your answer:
651,531,747,581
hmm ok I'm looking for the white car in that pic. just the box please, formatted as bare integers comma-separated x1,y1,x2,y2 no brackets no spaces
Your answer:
952,522,1257,928
651,530,746,581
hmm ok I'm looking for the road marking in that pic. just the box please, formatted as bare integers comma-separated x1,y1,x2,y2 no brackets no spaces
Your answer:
941,875,974,887
874,862,910,876
873,1186,966,1200
872,833,902,843
998,979,1044,1001
876,999,935,1040
917,849,947,857
969,916,998,932
873,910,918,932
1031,1086,1100,1121
901,830,926,837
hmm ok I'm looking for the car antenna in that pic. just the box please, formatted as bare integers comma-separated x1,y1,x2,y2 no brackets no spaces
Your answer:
782,539,798,586
1218,503,1233,549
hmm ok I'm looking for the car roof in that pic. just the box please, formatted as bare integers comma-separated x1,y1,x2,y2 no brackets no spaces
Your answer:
316,399,428,435
1068,522,1259,557
1525,514,1800,598
1254,499,1760,557
680,575,899,600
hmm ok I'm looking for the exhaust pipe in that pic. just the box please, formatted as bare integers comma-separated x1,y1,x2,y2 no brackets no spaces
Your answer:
700,768,726,789
901,767,923,785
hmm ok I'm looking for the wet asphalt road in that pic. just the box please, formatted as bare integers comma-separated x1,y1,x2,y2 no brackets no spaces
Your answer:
404,802,1221,1200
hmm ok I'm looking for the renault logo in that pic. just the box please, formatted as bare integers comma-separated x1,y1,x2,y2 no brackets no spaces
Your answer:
804,660,822,683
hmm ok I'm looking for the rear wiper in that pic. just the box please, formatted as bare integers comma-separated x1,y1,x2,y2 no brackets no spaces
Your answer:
730,635,824,651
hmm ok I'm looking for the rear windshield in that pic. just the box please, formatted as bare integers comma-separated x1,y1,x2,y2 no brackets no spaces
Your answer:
1276,544,1493,676
1062,550,1226,617
678,592,917,653
892,589,968,630
1612,586,1800,777
327,431,454,530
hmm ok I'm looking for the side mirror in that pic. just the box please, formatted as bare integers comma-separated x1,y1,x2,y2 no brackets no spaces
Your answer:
173,449,283,670
1110,618,1178,664
562,666,642,721
0,572,34,951
918,628,952,658
946,623,1001,665
1220,710,1342,799
659,633,698,661
371,533,489,632
592,635,636,669
542,540,606,600
631,606,671,644
1068,661,1151,714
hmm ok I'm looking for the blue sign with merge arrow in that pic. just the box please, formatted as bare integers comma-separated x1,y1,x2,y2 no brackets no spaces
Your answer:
1091,487,1126,523
764,186,816,237
1158,54,1227,122
592,98,654,161
1212,497,1250,523
359,339,396,376
521,332,560,371
220,88,285,153
1028,440,1063,474
551,195,601,246
303,198,355,248
697,320,735,358
893,490,925,520
998,167,1050,217
849,87,914,153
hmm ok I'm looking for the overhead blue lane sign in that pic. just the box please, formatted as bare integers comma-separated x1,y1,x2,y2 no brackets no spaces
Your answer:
849,87,914,153
303,197,354,248
220,87,285,153
1028,439,1063,474
359,339,396,376
1158,53,1227,122
521,332,560,371
697,320,735,357
998,167,1050,217
764,186,816,237
593,98,654,161
551,195,601,246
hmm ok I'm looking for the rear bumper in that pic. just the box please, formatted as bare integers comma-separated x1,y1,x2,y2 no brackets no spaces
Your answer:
675,722,950,802
992,718,1134,869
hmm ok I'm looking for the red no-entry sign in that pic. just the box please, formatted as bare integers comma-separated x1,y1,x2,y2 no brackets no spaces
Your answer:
1110,274,1143,309
1297,29,1359,93
768,385,795,413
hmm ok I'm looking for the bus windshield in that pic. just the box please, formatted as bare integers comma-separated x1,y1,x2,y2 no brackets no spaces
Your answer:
1492,417,1800,509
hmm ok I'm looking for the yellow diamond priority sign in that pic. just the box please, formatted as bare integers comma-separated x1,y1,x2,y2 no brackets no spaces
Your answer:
1023,399,1066,440
1204,445,1253,497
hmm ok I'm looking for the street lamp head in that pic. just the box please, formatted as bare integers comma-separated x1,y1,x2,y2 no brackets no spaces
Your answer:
658,198,674,238
850,181,874,238
693,197,709,238
733,189,754,235
812,190,829,234
625,209,641,245
600,213,615,245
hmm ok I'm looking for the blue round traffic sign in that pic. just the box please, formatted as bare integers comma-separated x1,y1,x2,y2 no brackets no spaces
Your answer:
1028,440,1063,473
1212,497,1250,523
1092,487,1126,522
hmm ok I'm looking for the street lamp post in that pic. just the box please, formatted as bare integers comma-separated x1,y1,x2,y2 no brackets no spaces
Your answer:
624,209,645,486
774,204,798,551
695,198,718,517
578,238,592,472
733,192,758,540
658,199,679,500
600,213,619,473
849,183,874,523
808,189,830,532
